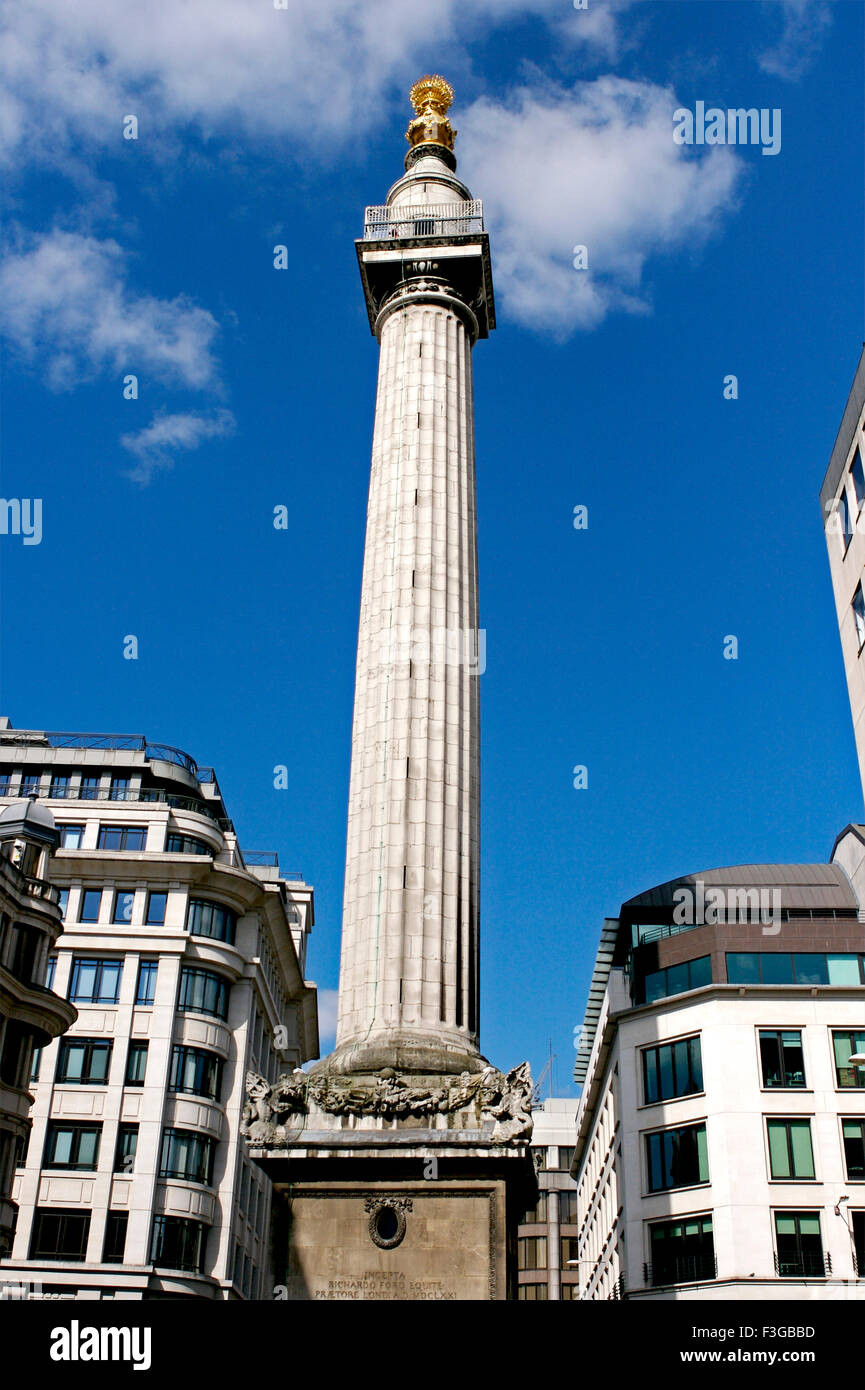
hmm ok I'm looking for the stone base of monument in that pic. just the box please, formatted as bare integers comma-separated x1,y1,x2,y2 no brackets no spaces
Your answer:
245,1063,537,1301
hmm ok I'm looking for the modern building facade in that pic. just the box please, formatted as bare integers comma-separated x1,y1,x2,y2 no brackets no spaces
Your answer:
517,1097,580,1300
0,798,77,1261
573,864,865,1300
0,720,317,1299
821,345,865,808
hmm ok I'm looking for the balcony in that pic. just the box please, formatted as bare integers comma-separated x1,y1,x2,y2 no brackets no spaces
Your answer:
32,786,219,822
362,200,484,241
774,1251,832,1278
643,1254,718,1287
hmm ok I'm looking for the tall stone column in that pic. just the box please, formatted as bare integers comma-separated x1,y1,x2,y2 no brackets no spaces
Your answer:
247,81,534,1303
325,76,494,1076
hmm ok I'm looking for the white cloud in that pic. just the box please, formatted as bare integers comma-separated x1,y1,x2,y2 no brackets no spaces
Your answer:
758,0,832,81
458,78,742,336
120,408,235,483
0,0,616,171
316,988,339,1049
0,228,221,389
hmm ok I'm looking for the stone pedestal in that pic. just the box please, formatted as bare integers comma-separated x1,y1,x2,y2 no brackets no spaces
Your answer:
245,1064,536,1301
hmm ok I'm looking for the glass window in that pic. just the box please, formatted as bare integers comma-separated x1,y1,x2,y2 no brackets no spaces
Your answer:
521,1191,548,1224
517,1236,547,1271
136,959,158,1006
187,898,237,945
775,1212,824,1277
145,891,167,926
112,890,136,924
559,1191,579,1224
30,1208,91,1262
556,1146,576,1172
159,1127,215,1185
79,890,102,923
114,1124,139,1174
80,775,101,800
762,954,796,985
642,957,711,1003
643,1036,703,1104
561,1235,579,1269
178,967,230,1021
759,1030,805,1088
50,775,70,799
166,833,211,856
793,954,827,985
44,1123,101,1170
0,774,11,796
45,956,56,988
97,825,146,851
103,1211,128,1263
842,1119,865,1180
150,1215,207,1273
841,487,853,549
30,1046,42,1082
20,773,41,798
727,952,760,984
56,1038,112,1084
109,777,131,802
57,824,84,849
767,1119,815,1179
854,585,865,649
125,1041,148,1086
57,890,68,920
69,957,121,1003
169,1045,223,1101
852,448,865,509
649,1215,714,1286
646,1123,709,1192
833,1030,865,1088
827,954,862,986
517,1282,548,1300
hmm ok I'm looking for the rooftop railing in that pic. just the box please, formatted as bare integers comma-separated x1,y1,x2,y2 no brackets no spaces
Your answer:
362,200,484,241
22,785,220,822
0,730,199,775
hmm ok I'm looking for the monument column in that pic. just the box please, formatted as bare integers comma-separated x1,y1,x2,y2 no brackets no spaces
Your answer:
245,79,534,1302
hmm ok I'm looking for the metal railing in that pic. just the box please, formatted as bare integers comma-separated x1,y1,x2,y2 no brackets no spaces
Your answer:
774,1251,832,1278
644,1254,717,1287
0,730,199,774
23,785,218,822
241,851,279,868
362,200,484,241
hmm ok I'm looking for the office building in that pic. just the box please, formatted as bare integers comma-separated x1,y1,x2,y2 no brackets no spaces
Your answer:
0,720,317,1299
573,864,865,1300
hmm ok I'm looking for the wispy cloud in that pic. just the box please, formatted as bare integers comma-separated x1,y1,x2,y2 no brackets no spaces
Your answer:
459,77,741,337
0,228,221,390
120,408,235,484
758,0,832,81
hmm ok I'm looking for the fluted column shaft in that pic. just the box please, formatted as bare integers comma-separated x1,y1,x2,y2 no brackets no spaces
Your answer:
335,287,481,1069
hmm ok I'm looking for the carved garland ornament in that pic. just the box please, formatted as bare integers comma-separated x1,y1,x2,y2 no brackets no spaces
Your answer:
241,1062,533,1147
364,1196,413,1249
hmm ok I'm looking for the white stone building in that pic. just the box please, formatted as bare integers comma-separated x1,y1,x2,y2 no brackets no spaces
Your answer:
0,720,317,1299
573,865,865,1300
517,1097,580,1300
821,345,865,808
0,798,77,1261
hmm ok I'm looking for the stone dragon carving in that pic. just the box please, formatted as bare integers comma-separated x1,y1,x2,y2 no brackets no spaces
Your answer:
241,1061,533,1145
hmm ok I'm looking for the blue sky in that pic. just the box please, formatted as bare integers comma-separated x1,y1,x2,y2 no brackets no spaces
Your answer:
0,1,861,1096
